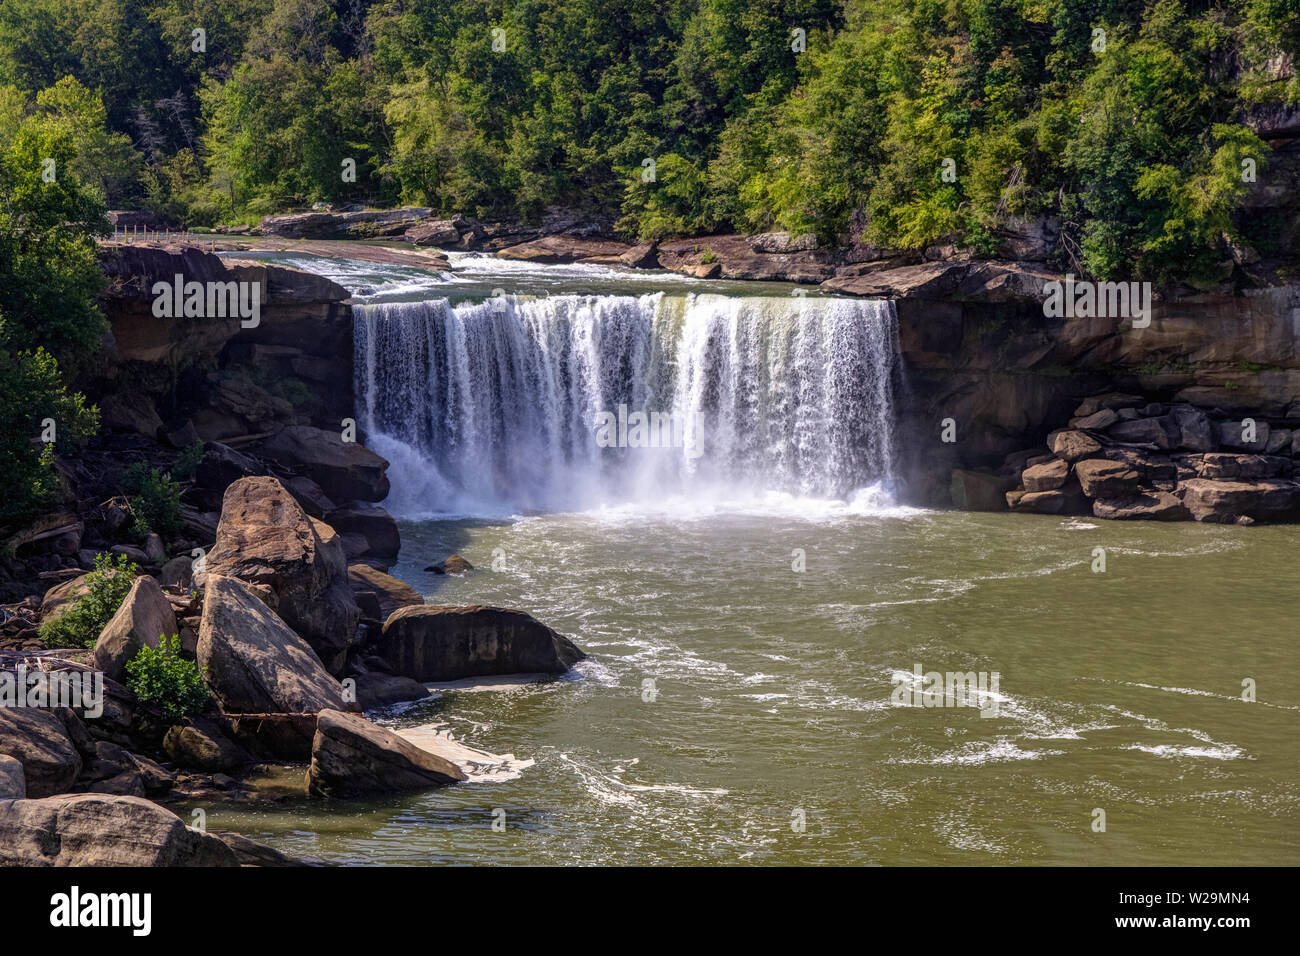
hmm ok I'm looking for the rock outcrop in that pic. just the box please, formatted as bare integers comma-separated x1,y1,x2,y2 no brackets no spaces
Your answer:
261,426,391,504
1004,393,1300,522
198,477,360,672
0,793,237,866
197,575,348,714
0,708,82,797
376,605,585,682
306,709,466,797
0,754,26,799
92,574,176,681
347,564,423,623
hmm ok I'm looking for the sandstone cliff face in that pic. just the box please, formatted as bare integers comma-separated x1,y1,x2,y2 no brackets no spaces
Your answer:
94,242,355,437
886,269,1300,515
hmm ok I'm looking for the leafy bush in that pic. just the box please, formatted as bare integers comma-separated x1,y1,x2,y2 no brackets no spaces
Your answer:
124,633,209,722
37,552,138,649
171,440,205,482
123,463,182,541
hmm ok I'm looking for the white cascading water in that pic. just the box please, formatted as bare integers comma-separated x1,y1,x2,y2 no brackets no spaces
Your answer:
353,292,901,516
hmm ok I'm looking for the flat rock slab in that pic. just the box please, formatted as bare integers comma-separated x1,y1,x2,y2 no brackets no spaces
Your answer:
306,709,466,797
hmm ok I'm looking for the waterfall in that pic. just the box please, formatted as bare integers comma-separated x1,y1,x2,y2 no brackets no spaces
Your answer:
353,292,901,515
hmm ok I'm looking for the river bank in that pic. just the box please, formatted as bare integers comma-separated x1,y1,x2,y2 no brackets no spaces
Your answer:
3,241,1300,865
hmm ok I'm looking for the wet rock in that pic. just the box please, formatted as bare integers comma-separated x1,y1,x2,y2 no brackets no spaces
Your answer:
405,220,463,246
1074,459,1141,499
350,672,433,710
1092,492,1190,521
306,709,466,797
497,234,631,263
1008,478,1089,515
1180,478,1300,522
262,425,391,503
199,477,360,673
377,605,585,681
619,243,659,268
93,575,176,682
0,794,237,866
212,831,309,867
197,575,348,714
217,714,318,761
425,554,474,575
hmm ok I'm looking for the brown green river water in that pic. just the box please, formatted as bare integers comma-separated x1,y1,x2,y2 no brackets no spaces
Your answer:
205,508,1300,866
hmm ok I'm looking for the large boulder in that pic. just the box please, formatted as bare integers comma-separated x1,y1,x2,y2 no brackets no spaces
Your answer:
1108,415,1178,449
1170,405,1216,452
325,505,400,567
0,794,237,866
497,234,631,264
1049,430,1102,462
261,426,390,502
1217,420,1271,453
1179,478,1300,522
0,755,26,799
199,476,360,672
1073,459,1141,499
0,708,82,797
377,605,585,682
347,564,423,623
350,672,432,710
92,575,177,681
1021,459,1069,493
306,709,466,797
197,575,348,714
405,219,463,246
162,719,252,772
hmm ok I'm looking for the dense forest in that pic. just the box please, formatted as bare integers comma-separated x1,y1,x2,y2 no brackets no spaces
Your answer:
1,0,1297,282
1,0,1299,527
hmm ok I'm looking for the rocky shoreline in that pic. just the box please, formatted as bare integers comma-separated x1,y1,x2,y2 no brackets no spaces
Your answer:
0,469,586,865
0,241,589,862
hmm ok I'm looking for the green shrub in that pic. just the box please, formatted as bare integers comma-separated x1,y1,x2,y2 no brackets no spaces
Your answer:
123,463,182,541
171,440,205,482
124,634,209,722
37,552,138,649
